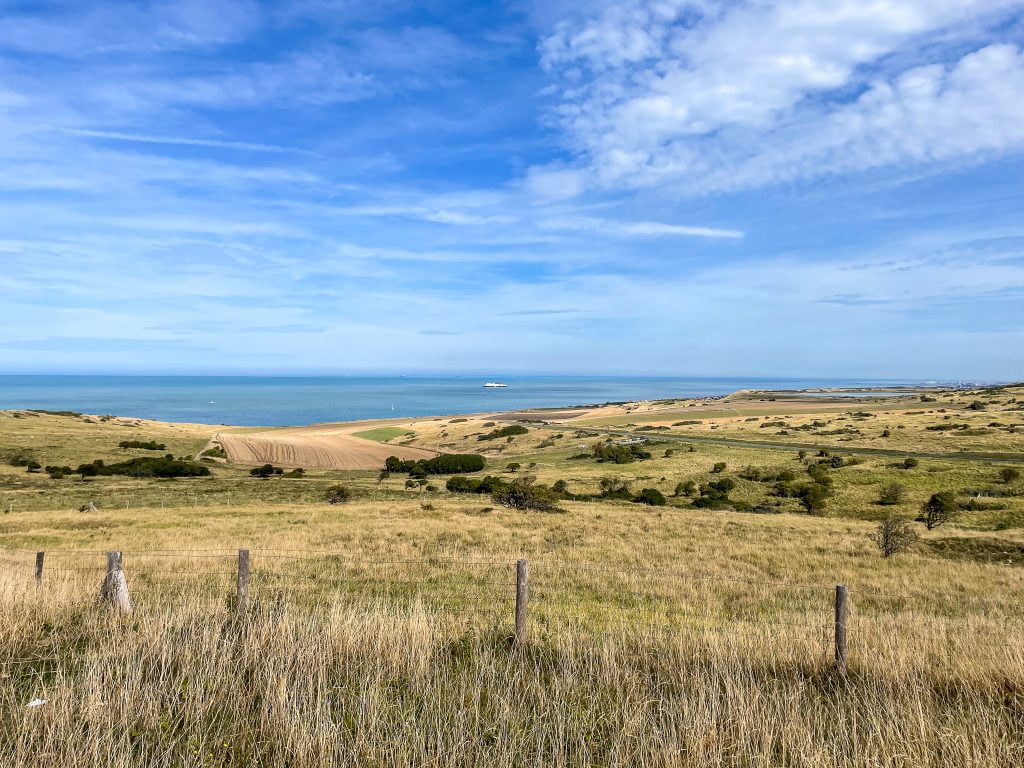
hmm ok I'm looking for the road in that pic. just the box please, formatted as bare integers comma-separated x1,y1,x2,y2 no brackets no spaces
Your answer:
537,424,1024,465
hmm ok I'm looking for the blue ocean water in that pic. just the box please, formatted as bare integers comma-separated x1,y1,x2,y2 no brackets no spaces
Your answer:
0,375,926,427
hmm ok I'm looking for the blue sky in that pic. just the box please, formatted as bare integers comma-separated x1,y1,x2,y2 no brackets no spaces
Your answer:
1,0,1023,379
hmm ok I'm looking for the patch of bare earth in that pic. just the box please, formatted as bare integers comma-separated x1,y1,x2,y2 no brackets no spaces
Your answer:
217,426,436,470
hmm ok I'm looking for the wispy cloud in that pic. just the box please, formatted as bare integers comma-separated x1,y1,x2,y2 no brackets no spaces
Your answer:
541,216,743,239
57,128,314,155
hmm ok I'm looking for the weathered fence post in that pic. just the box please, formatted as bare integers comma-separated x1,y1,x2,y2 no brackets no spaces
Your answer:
834,584,848,674
34,551,44,582
101,551,133,614
236,549,250,613
514,559,528,645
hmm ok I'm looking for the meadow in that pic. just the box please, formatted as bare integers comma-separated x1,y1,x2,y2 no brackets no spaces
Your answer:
1,386,1023,766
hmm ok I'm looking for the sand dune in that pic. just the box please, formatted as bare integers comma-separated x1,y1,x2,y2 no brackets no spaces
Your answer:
216,425,436,470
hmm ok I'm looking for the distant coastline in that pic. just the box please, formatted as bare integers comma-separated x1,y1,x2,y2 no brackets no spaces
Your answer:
0,374,982,428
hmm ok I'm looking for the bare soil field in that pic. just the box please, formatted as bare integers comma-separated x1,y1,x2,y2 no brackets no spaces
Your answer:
215,423,436,470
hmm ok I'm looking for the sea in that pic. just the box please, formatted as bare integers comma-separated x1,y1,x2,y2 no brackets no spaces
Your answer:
0,375,935,427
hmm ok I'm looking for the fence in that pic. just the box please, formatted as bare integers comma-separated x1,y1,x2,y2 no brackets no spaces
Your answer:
2,548,1021,671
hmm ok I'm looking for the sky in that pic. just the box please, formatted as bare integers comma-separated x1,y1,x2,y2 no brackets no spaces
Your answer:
1,0,1023,380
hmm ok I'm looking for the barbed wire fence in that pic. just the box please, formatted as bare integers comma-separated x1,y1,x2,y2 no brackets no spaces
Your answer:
1,548,1021,671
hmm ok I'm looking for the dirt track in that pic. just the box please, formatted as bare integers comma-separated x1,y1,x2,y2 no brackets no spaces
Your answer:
216,426,436,470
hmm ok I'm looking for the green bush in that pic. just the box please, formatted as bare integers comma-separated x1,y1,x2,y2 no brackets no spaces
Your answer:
446,475,510,495
492,479,559,512
250,464,284,478
118,440,166,451
634,488,667,506
591,442,651,464
918,491,957,530
385,454,486,475
477,425,528,441
4,449,37,468
878,483,906,506
599,477,633,500
692,478,735,509
76,457,210,479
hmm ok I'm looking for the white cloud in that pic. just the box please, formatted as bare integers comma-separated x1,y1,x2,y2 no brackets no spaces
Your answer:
536,0,1024,192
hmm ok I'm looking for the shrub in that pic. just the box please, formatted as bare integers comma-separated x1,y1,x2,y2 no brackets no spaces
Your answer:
446,475,510,495
118,440,166,451
76,457,210,479
385,454,486,475
4,449,37,468
692,478,735,509
796,482,830,514
492,479,559,512
918,491,957,530
634,488,667,506
902,458,919,470
599,477,633,500
591,442,651,464
250,464,284,478
878,483,906,506
999,467,1021,484
477,425,528,441
711,462,727,473
967,400,986,410
325,485,351,504
871,515,918,557
505,462,521,472
552,479,569,496
283,468,305,478
201,444,227,459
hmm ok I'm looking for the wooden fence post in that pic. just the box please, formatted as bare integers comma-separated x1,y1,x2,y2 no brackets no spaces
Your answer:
236,549,250,613
514,559,528,645
101,551,133,614
34,551,44,582
834,584,848,674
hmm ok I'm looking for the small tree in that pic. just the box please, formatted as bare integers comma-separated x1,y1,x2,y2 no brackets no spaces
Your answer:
877,483,906,506
871,515,918,557
999,467,1021,484
967,400,986,411
505,462,521,473
796,482,829,514
917,491,957,530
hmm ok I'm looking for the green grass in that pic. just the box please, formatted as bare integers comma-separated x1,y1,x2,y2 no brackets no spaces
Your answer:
351,426,414,442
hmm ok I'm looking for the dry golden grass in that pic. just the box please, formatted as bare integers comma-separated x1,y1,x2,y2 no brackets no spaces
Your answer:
2,500,1024,766
2,390,1024,765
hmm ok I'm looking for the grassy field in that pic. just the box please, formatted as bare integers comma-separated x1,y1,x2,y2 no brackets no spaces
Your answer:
350,426,414,442
2,387,1024,766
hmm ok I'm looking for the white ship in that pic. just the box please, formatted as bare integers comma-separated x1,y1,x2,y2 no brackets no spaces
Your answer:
482,382,508,388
